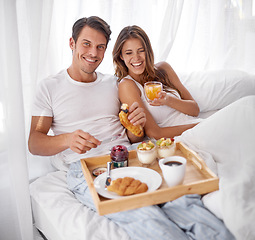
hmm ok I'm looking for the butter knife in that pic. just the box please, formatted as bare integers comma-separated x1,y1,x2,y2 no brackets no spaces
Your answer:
105,161,112,189
101,134,121,144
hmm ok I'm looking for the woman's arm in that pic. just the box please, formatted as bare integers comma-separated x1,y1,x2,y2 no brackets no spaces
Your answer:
118,79,197,140
154,61,200,117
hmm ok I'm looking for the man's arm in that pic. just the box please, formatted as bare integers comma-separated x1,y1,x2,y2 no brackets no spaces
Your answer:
28,116,101,156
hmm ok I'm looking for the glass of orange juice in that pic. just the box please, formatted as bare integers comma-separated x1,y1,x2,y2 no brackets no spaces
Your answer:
144,81,162,103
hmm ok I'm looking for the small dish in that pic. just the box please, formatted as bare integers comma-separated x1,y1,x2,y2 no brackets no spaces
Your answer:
92,167,107,177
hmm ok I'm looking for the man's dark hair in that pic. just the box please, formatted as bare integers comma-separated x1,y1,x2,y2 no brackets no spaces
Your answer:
72,16,111,45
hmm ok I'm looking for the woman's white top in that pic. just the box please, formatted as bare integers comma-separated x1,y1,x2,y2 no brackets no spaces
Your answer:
123,75,201,127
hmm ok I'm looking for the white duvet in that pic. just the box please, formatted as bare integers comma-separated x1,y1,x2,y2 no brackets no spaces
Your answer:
176,95,255,240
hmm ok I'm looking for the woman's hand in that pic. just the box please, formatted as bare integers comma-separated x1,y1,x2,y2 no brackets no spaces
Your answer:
128,102,146,127
149,91,169,106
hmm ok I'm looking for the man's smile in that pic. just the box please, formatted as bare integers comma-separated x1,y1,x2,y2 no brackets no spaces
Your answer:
83,56,98,63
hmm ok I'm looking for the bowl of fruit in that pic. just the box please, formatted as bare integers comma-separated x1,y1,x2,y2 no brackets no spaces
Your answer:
136,140,157,166
156,138,175,159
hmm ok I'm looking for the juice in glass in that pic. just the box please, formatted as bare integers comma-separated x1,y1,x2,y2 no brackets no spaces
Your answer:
144,81,162,103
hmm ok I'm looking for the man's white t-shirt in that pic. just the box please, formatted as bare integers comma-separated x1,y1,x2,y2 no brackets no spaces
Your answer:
32,69,130,164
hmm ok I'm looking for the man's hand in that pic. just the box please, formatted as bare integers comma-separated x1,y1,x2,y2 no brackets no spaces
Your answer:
28,116,102,156
67,129,101,154
128,102,146,127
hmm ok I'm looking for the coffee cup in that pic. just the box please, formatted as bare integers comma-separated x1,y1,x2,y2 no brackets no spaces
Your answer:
158,156,186,187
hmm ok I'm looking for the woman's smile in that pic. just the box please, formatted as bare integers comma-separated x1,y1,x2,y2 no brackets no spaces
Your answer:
131,61,143,68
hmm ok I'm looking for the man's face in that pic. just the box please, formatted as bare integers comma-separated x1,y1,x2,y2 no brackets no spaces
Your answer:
70,26,107,75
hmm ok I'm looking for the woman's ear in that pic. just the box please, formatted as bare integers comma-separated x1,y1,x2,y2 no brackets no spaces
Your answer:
120,54,123,60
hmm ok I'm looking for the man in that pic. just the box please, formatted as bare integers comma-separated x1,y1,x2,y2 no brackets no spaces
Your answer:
28,16,146,164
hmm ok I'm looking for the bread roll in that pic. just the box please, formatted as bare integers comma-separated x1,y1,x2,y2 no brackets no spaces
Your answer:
119,103,143,137
107,177,148,196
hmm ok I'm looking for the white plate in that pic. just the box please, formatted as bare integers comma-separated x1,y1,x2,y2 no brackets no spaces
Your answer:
94,167,162,199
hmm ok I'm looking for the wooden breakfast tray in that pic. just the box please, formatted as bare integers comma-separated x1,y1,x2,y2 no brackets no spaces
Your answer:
80,142,219,215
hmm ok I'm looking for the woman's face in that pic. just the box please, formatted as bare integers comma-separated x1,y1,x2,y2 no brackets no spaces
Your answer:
121,38,146,81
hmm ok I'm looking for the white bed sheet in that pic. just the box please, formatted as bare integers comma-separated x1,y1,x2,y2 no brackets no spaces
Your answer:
30,171,131,240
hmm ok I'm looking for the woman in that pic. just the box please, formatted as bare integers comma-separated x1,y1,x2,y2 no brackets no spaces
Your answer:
113,25,201,139
112,25,255,240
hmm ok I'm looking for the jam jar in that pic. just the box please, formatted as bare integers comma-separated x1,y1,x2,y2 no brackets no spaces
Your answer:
110,145,129,168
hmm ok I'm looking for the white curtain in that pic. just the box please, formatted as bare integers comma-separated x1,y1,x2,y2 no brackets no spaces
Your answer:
0,0,254,239
168,0,255,73
0,0,34,240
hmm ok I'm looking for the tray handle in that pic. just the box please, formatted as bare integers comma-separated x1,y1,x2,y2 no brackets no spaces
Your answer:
177,142,206,170
190,154,206,170
177,142,217,178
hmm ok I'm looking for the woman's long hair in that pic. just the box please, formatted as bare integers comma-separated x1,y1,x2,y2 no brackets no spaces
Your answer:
112,25,178,93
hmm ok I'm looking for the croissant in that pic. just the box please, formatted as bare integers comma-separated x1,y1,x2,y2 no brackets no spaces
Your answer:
107,177,148,196
119,103,143,137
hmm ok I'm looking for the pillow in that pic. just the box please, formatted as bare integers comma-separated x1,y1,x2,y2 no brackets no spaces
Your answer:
176,96,255,240
202,191,223,220
179,70,255,112
27,153,57,182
